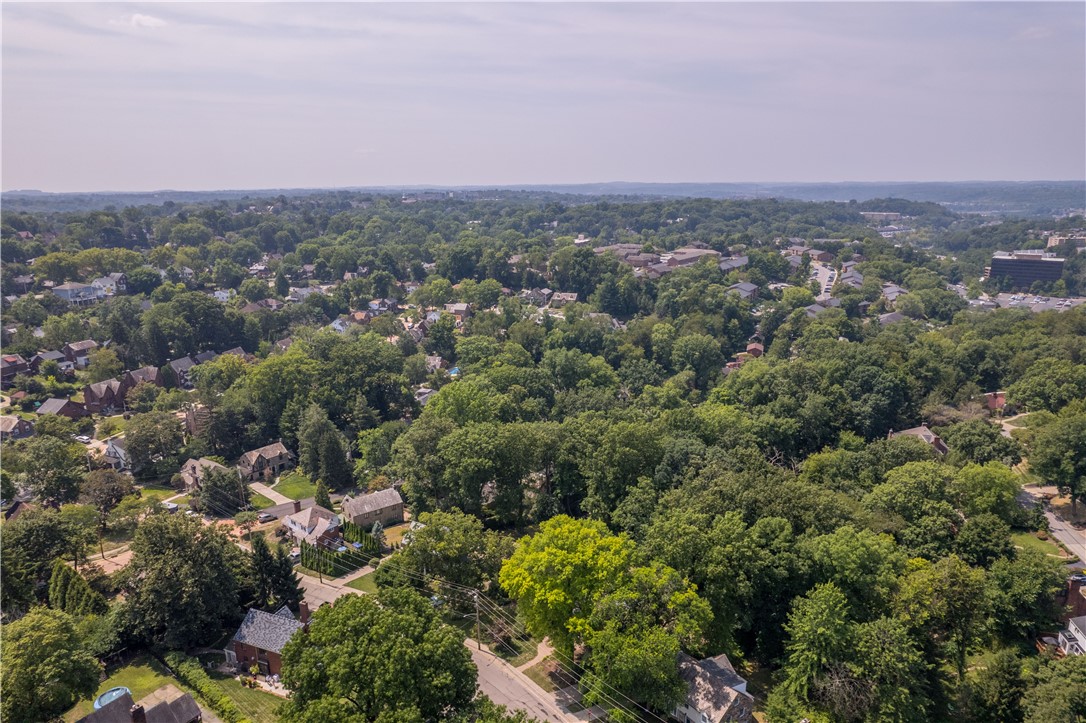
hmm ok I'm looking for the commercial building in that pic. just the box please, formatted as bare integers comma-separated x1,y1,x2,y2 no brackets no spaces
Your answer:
988,250,1065,287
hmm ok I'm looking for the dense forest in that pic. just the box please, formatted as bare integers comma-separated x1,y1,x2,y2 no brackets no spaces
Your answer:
2,192,1085,723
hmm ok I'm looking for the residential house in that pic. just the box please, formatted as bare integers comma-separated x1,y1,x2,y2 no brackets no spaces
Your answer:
280,501,340,545
0,415,34,440
37,397,88,419
178,457,230,492
443,302,471,323
368,298,399,315
12,274,35,292
184,404,211,437
983,391,1007,412
745,342,764,358
890,425,949,455
1058,615,1086,656
76,683,201,723
104,437,129,471
807,249,834,263
63,340,99,369
425,355,447,373
220,347,251,361
275,337,293,353
30,350,73,376
4,501,38,522
52,282,100,305
123,366,163,392
211,289,236,303
519,288,553,306
550,292,579,307
169,356,198,388
90,276,119,297
803,303,830,318
726,282,758,301
193,351,218,365
674,652,754,723
238,441,295,482
225,605,307,676
881,283,907,303
878,311,908,326
667,247,722,267
341,488,404,530
84,379,125,414
718,256,749,273
415,387,437,406
1,354,29,388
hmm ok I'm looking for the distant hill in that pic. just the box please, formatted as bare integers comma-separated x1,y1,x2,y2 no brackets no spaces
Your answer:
3,180,1083,216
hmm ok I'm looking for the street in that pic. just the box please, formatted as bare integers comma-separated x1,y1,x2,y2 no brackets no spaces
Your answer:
469,643,574,723
1018,486,1086,564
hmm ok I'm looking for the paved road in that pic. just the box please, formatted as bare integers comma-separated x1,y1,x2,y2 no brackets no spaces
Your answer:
469,642,574,723
1018,487,1086,563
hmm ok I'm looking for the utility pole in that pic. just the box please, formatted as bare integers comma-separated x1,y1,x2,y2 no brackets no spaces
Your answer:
474,591,481,650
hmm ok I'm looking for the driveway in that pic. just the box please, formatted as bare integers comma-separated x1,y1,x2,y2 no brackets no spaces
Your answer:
249,482,292,506
1018,486,1086,563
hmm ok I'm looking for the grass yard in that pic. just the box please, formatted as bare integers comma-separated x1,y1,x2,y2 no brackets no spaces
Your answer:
1012,531,1078,561
209,671,285,720
522,657,561,693
137,486,179,504
249,492,275,509
64,655,176,722
384,522,411,546
493,635,539,668
273,473,317,501
346,570,379,593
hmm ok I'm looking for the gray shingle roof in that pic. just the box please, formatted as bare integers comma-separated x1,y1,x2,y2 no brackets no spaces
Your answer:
232,608,304,654
342,488,403,519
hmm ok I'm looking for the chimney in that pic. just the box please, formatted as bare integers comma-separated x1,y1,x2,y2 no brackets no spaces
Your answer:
293,500,301,514
299,600,310,624
130,705,146,723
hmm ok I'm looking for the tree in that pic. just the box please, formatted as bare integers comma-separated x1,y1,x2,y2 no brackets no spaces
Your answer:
81,468,135,541
986,548,1066,639
392,510,510,594
48,559,107,617
781,583,854,700
6,435,86,504
970,649,1025,723
1021,654,1086,723
126,266,164,295
278,588,477,722
942,418,1022,466
499,515,635,654
424,313,458,361
671,334,724,390
249,532,300,611
124,411,184,477
125,380,163,412
314,479,332,509
297,403,352,489
117,513,244,648
370,520,387,550
1029,412,1086,513
1,607,101,723
235,510,258,538
86,347,123,383
192,467,250,517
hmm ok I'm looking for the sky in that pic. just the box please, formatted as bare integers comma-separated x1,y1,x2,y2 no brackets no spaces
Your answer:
2,2,1084,192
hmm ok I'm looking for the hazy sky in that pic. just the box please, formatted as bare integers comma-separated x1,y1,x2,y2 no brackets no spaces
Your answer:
3,2,1084,191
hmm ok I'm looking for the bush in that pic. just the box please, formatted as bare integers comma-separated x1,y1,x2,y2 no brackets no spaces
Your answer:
164,652,251,723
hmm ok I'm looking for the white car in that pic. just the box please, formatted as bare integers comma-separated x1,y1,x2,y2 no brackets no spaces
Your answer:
74,435,92,444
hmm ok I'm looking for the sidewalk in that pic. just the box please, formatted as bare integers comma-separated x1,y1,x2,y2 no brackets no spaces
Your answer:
249,482,292,506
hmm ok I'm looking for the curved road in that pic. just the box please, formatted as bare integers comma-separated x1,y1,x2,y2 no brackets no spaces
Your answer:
1017,486,1086,564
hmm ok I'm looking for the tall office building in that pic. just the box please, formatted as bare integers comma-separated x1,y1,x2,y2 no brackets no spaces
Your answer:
988,250,1065,287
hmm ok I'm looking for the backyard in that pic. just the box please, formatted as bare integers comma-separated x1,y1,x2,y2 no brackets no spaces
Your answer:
64,655,175,721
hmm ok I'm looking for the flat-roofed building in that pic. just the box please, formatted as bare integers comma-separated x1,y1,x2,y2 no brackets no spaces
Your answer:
989,250,1065,287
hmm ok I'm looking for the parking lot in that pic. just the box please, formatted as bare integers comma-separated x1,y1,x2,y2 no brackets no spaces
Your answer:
994,293,1086,312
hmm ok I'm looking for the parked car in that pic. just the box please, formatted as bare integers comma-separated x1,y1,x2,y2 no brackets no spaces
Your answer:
258,512,276,523
74,435,92,443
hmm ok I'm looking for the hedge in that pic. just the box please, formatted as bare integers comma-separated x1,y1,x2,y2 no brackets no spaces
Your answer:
163,651,250,723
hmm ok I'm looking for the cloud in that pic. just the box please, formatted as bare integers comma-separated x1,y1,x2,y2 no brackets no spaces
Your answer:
127,13,166,29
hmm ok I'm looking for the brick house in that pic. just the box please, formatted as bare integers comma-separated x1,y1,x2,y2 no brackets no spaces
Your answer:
178,457,230,493
0,415,34,440
238,441,295,482
37,397,89,419
226,605,307,676
63,340,98,369
341,488,404,530
84,379,124,414
1,354,29,388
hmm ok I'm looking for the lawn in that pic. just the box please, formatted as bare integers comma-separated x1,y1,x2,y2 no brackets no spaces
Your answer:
249,492,275,509
209,671,284,720
493,635,539,668
65,655,176,721
346,571,378,594
384,522,411,546
522,657,568,693
1012,531,1077,561
137,486,179,503
273,472,317,501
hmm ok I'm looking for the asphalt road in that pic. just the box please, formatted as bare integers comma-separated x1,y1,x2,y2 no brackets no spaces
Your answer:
469,644,573,723
1018,487,1086,564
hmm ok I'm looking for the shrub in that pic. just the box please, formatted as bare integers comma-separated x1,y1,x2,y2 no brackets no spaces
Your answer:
164,652,251,723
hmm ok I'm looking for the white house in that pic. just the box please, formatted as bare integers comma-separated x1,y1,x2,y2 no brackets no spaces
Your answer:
1059,615,1086,656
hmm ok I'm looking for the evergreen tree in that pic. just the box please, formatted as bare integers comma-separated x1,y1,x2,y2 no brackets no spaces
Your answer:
48,560,107,617
315,479,332,509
